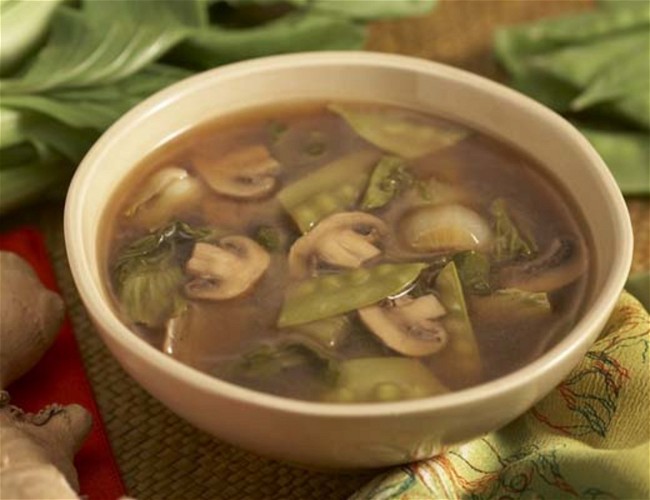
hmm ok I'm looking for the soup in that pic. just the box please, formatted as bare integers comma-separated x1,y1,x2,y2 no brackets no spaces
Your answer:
102,102,591,403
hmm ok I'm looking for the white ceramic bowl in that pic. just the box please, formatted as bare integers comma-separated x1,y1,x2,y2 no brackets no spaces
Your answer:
64,52,632,469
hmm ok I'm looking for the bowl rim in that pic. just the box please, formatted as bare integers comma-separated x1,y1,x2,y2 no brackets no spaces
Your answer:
64,51,633,418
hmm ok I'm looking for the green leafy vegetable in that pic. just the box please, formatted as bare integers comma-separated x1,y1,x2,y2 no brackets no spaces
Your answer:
0,0,438,213
323,357,447,403
577,126,650,195
113,221,218,327
490,198,537,263
329,103,468,159
167,12,365,69
408,256,453,298
494,4,649,79
299,0,438,21
572,49,650,129
117,255,186,329
277,149,380,233
254,225,282,252
0,106,24,148
0,2,203,93
361,156,413,210
0,64,192,131
433,261,481,383
453,250,491,295
530,30,648,95
0,0,64,75
231,336,339,382
0,148,72,215
494,3,649,196
278,262,427,327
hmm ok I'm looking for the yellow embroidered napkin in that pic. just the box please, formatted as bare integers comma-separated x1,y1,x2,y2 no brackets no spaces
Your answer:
352,292,649,499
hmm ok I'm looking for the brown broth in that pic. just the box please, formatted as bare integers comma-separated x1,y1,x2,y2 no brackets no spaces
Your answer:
101,102,592,402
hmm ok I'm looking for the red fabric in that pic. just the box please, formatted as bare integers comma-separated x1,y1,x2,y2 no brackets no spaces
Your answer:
1,226,126,500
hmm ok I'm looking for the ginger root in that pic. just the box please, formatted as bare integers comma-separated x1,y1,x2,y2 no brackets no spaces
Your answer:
0,392,92,499
0,251,64,389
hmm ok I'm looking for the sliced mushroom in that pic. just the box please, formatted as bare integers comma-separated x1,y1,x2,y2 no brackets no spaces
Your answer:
185,236,270,300
498,237,588,292
358,294,448,357
125,166,204,229
194,145,281,199
288,212,388,279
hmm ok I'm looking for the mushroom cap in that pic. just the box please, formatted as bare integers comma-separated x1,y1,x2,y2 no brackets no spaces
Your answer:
288,212,388,279
185,236,270,300
194,145,281,199
358,294,448,357
498,237,588,292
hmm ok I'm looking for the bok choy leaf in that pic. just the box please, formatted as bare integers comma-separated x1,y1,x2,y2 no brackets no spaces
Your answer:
490,198,537,263
230,336,339,382
0,0,64,75
113,221,219,327
0,1,204,93
167,12,365,68
0,0,438,214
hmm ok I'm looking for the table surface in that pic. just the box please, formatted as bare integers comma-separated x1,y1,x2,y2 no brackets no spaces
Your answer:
15,1,649,499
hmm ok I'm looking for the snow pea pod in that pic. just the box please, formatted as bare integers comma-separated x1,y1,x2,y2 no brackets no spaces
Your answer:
278,262,426,328
432,261,481,383
323,357,447,403
277,149,380,233
329,103,467,159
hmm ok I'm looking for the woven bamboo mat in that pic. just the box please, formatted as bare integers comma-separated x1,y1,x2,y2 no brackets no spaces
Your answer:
38,1,649,499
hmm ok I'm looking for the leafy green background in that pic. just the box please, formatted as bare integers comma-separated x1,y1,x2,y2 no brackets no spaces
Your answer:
0,0,436,214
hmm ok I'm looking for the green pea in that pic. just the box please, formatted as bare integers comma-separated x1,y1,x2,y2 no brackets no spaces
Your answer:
321,357,448,403
277,149,380,233
373,382,403,401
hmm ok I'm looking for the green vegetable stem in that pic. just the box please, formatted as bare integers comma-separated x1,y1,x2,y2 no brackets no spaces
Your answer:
490,198,537,263
278,262,427,327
